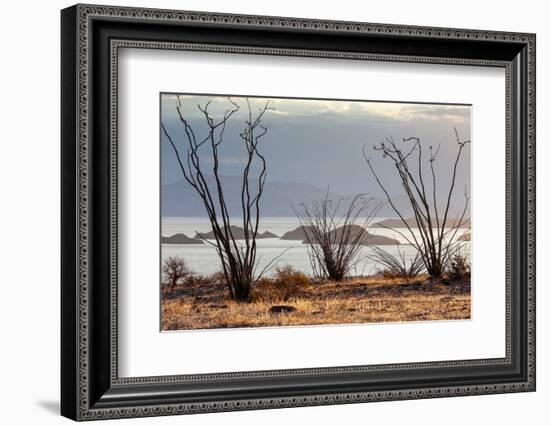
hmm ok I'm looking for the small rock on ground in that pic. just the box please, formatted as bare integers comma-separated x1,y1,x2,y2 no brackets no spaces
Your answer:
269,305,297,314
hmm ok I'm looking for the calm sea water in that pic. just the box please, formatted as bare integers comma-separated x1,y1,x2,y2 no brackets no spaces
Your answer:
161,217,469,277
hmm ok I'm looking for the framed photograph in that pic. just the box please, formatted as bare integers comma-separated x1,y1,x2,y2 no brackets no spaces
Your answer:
61,4,536,421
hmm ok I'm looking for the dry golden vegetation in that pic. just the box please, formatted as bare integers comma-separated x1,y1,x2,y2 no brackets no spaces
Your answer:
161,267,470,331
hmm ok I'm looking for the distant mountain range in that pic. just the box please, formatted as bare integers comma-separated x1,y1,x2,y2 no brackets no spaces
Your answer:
161,175,464,218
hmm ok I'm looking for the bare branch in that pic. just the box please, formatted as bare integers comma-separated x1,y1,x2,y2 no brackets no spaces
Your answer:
365,129,471,279
293,192,382,282
162,97,272,302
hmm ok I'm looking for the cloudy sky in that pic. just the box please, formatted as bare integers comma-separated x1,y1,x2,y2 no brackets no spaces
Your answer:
160,93,471,199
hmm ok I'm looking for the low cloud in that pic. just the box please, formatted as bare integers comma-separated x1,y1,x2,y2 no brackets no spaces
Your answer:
161,93,470,126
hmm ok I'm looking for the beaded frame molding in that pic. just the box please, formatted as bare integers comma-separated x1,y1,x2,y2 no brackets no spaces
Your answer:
61,4,536,421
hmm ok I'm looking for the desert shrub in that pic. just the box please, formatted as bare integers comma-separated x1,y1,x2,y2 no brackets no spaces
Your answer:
273,265,310,287
183,270,227,288
370,247,424,279
162,98,274,302
162,256,191,288
183,274,211,287
448,253,471,282
293,194,379,282
252,265,310,302
208,270,227,285
365,131,471,279
378,269,405,280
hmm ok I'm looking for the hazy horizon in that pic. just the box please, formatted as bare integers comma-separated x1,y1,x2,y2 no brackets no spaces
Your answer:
160,93,471,219
161,94,471,195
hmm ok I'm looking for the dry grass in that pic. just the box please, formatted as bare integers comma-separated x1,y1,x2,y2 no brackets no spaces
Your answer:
161,274,470,331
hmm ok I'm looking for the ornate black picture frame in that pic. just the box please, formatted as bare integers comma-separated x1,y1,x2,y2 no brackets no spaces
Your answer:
61,4,536,421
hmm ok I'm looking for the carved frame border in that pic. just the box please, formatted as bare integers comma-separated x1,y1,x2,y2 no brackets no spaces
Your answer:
61,4,535,421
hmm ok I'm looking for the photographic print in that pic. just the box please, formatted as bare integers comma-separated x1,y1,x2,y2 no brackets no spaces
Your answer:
160,93,472,331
